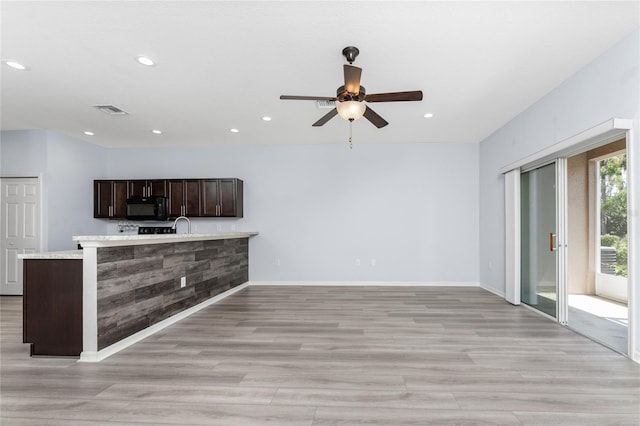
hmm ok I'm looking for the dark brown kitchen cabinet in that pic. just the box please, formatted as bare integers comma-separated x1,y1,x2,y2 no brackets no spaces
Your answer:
95,177,243,219
23,259,83,356
128,179,167,197
167,179,201,217
94,180,128,218
201,178,243,217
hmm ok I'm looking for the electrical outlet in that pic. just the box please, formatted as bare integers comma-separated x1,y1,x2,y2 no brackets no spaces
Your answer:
180,276,186,288
231,224,236,231
371,258,377,266
216,224,222,231
355,258,361,266
276,259,281,267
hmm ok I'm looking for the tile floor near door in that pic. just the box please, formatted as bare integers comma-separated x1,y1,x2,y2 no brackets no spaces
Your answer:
1,286,639,425
568,294,629,354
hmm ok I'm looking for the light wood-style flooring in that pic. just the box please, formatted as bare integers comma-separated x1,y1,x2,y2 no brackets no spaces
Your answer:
2,286,639,425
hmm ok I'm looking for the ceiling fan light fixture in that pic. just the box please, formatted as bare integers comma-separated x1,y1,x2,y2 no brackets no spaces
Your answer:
336,101,366,121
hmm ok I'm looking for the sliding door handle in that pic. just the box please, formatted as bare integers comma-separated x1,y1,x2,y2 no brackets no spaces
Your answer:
549,232,556,252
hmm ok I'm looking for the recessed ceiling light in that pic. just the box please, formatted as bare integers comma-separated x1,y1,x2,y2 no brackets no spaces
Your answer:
4,60,28,70
84,131,95,136
136,56,155,66
152,129,162,134
230,128,239,133
262,116,272,121
423,113,434,118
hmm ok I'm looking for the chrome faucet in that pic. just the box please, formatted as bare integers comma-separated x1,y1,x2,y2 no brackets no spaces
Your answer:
171,216,191,234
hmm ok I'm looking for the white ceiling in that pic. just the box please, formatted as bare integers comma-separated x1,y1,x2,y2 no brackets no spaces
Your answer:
1,1,638,148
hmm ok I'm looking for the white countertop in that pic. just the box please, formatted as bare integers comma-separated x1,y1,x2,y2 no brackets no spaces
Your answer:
18,250,83,260
73,232,258,248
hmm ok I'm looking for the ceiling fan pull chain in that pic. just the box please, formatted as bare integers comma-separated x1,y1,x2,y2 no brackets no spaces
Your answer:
349,120,353,149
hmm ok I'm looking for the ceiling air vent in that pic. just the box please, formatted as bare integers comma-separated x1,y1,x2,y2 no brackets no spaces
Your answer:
93,104,129,115
316,100,336,110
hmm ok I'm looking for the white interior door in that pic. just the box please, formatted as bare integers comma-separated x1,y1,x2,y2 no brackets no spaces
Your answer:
1,178,41,295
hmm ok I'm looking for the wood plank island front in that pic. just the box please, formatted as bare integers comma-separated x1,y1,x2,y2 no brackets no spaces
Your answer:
73,232,258,362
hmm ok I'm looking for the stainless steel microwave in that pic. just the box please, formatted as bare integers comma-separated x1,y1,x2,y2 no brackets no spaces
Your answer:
125,196,168,221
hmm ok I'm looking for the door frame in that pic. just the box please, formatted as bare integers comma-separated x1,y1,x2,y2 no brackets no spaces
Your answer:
502,118,637,362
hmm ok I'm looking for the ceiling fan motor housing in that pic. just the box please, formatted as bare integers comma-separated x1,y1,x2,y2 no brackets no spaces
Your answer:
337,85,366,102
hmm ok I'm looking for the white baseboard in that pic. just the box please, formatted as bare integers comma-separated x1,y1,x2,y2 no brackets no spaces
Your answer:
248,281,482,287
78,282,250,363
479,282,507,298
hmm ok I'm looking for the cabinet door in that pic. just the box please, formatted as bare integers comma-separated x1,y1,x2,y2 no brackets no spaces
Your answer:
128,180,166,197
94,181,113,218
147,180,167,197
112,181,128,218
184,180,201,216
167,180,185,217
23,259,83,356
128,180,147,197
219,179,240,217
201,179,219,216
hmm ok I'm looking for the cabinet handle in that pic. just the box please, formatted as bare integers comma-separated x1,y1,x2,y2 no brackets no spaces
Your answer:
109,205,113,217
143,187,147,197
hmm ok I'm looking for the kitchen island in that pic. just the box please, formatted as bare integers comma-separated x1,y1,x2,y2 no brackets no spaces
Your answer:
22,232,257,362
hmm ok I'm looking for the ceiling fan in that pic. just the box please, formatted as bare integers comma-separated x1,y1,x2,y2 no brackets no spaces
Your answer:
280,46,423,129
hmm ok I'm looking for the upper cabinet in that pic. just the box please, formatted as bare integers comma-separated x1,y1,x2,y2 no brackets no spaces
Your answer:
94,178,243,219
202,179,243,217
167,179,201,217
94,180,128,218
128,180,167,197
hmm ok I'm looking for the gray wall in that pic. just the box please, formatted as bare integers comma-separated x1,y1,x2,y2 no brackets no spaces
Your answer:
0,130,109,250
106,142,480,283
0,130,47,175
2,130,480,283
478,28,638,295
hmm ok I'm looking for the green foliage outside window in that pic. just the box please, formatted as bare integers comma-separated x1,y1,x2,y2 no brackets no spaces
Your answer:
599,154,627,278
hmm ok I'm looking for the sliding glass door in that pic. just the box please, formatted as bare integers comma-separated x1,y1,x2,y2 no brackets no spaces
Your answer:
521,162,558,318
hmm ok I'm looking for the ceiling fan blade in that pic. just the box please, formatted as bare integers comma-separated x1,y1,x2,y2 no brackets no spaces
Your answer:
344,65,362,94
363,106,389,128
364,91,423,102
280,95,337,101
312,108,338,127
